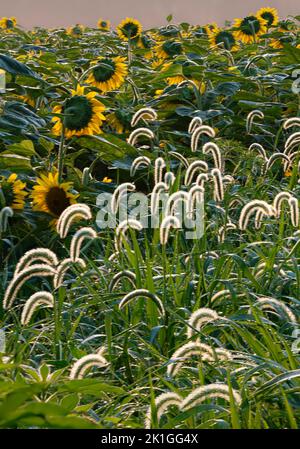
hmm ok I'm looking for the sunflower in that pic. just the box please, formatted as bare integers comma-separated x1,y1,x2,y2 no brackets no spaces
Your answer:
137,34,154,59
270,34,294,49
0,173,27,210
233,15,267,44
154,40,183,60
102,177,112,183
157,26,180,40
52,85,106,139
256,7,279,28
18,94,36,108
0,17,17,30
66,24,84,37
160,61,183,84
117,18,142,41
107,109,131,134
194,23,218,36
31,172,78,218
204,23,218,35
161,61,205,92
97,19,110,31
208,29,239,51
86,56,128,92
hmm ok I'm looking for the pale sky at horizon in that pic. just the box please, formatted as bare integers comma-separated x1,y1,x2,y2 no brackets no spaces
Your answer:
1,0,299,29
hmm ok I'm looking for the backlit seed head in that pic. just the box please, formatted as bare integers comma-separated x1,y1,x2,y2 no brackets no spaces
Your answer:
246,109,264,134
21,291,54,325
131,108,157,127
184,161,208,186
160,215,180,245
128,127,155,146
0,206,13,232
70,351,109,379
191,125,215,152
130,156,151,176
15,248,58,276
56,204,92,239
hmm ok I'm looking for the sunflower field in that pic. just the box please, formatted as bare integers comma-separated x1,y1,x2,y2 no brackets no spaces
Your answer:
0,8,300,430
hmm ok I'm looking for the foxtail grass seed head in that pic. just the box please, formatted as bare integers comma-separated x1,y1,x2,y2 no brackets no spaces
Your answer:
21,291,54,325
131,107,157,127
167,341,214,377
188,185,204,218
284,140,300,159
111,183,135,215
188,117,203,134
54,258,86,289
289,197,299,227
246,109,264,134
130,156,151,176
0,206,13,232
145,392,182,429
150,182,169,216
3,264,56,310
195,173,209,187
254,209,266,229
218,222,236,243
165,191,189,217
211,289,232,304
252,297,297,324
255,262,287,278
114,219,143,252
283,117,300,130
187,308,220,338
287,152,300,169
211,168,224,201
273,192,292,217
56,204,92,239
203,142,223,171
127,127,155,146
82,167,91,186
181,383,241,411
108,252,119,262
154,157,166,184
164,171,176,187
248,143,267,161
119,289,165,317
284,132,300,153
70,351,109,379
15,248,58,276
169,151,189,168
214,348,232,361
184,161,209,186
254,261,287,278
191,125,215,152
70,227,97,261
108,270,136,292
239,200,273,230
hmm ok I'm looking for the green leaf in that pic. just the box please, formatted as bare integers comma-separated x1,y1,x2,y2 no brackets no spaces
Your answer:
0,153,32,171
0,54,41,80
253,369,300,398
153,64,183,81
7,140,36,157
59,379,125,397
280,44,300,64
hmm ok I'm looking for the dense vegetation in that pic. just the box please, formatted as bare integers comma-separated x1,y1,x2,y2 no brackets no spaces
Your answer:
0,9,300,429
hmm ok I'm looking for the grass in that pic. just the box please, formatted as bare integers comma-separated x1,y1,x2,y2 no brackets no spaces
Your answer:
0,10,300,429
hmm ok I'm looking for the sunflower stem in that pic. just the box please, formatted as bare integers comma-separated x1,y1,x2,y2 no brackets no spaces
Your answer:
58,125,66,183
128,38,133,65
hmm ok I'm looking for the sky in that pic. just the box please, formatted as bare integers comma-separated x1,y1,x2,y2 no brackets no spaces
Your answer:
1,0,299,29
